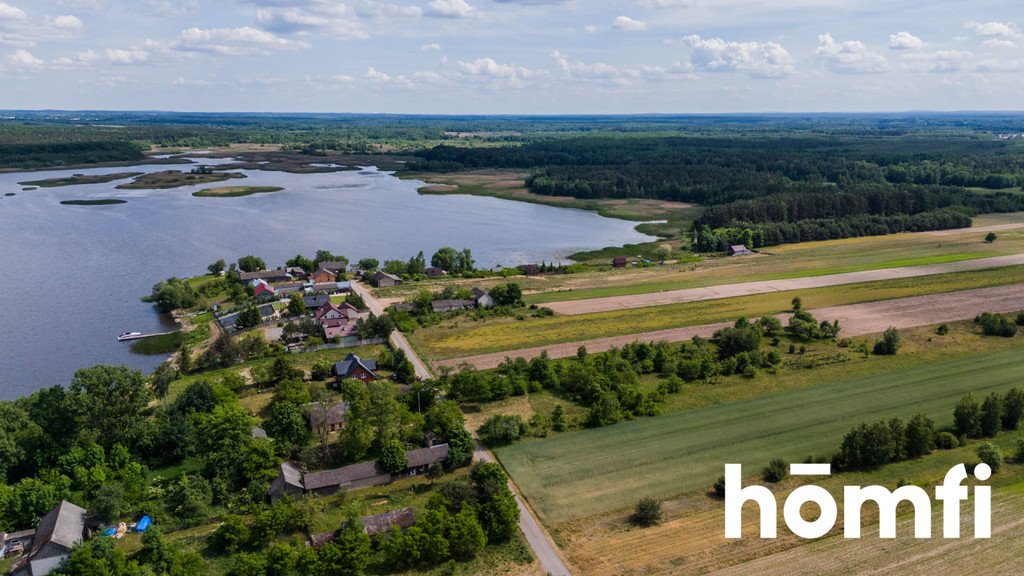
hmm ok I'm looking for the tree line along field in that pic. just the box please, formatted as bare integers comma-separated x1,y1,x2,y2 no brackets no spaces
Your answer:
410,264,1024,361
495,344,1024,525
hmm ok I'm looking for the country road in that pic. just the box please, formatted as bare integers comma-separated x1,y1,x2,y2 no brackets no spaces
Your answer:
353,280,573,576
546,253,1024,315
444,282,1024,370
351,280,432,381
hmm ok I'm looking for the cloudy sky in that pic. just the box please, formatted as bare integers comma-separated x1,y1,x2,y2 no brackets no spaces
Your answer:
0,0,1022,113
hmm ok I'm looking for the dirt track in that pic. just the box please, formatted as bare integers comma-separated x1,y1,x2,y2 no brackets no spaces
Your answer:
926,222,1024,236
547,254,1024,315
442,283,1024,370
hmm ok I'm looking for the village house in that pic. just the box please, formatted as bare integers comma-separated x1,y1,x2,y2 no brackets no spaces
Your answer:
391,302,417,313
10,501,89,576
275,282,305,295
285,267,309,281
520,264,541,276
251,279,277,300
302,292,331,310
334,353,378,382
728,244,755,256
269,444,450,500
612,256,629,268
372,271,402,287
322,317,357,340
307,281,351,294
306,401,350,433
425,267,445,278
318,261,348,275
432,299,476,313
471,287,494,309
238,268,292,283
217,303,277,332
310,267,337,284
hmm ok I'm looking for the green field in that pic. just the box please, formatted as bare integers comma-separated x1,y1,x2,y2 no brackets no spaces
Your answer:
413,264,1024,360
496,346,1024,524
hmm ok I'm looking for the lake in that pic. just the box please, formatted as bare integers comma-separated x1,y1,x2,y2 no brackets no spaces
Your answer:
0,158,653,400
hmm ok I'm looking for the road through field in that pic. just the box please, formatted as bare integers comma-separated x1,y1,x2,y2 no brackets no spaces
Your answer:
443,282,1024,370
547,253,1024,315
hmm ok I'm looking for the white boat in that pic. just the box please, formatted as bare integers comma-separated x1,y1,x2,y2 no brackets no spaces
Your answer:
117,332,143,341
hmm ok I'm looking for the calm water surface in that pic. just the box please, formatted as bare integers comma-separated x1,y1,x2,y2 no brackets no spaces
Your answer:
0,159,652,399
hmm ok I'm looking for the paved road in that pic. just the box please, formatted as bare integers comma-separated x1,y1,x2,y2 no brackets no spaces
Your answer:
444,282,1024,370
351,281,432,380
547,253,1024,315
354,280,573,575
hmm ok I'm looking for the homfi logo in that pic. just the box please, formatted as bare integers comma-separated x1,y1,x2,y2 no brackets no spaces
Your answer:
723,463,991,539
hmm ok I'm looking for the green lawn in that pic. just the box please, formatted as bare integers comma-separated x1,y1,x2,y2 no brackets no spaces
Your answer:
496,346,1024,524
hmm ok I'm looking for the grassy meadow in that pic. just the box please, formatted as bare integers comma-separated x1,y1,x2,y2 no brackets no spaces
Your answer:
410,264,1024,360
496,344,1024,524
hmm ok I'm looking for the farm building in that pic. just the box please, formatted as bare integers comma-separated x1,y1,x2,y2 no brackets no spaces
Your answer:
432,299,476,313
268,462,304,502
425,267,445,278
372,271,402,287
471,287,494,309
10,501,89,576
239,269,292,283
310,268,337,284
306,401,350,432
318,261,348,274
728,245,755,256
308,508,415,548
612,256,628,268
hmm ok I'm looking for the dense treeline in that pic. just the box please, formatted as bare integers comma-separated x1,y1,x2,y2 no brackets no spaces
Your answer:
0,141,145,169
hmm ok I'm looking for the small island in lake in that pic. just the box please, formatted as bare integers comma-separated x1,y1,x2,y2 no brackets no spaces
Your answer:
192,185,284,197
116,169,245,189
18,172,144,187
60,198,128,205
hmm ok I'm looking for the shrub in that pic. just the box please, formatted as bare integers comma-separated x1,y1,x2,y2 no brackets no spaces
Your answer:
976,442,1003,474
1017,312,1024,327
985,232,998,243
478,415,528,447
631,497,663,527
1015,437,1024,462
762,458,788,483
936,323,949,335
977,312,1018,337
935,431,959,450
873,327,901,355
713,476,726,499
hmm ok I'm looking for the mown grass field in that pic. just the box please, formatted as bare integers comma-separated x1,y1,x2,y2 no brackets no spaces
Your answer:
496,345,1024,525
411,264,1024,360
558,436,1024,576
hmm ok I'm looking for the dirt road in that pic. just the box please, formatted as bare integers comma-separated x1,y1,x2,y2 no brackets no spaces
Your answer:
444,283,1024,370
547,254,1024,315
351,280,433,380
926,222,1024,236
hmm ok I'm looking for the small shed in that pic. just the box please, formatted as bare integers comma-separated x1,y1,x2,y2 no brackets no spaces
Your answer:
612,256,628,268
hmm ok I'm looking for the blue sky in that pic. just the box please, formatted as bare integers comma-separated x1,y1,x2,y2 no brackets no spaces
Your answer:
0,0,1022,113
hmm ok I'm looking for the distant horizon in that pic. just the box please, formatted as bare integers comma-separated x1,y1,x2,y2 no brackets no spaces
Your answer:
4,109,1024,118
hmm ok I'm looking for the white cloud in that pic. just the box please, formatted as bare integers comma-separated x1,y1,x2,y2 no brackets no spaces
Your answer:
551,50,636,82
426,0,475,18
684,35,794,77
612,16,648,31
9,48,41,67
364,66,392,82
816,33,889,74
334,72,354,82
255,5,368,40
459,57,517,77
982,38,1016,49
171,76,211,86
105,48,148,64
583,25,597,33
0,2,27,20
899,50,972,73
420,42,440,50
965,21,1020,38
171,27,310,56
888,31,923,50
636,0,692,6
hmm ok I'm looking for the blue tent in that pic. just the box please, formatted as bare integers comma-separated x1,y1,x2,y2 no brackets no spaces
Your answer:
135,515,152,533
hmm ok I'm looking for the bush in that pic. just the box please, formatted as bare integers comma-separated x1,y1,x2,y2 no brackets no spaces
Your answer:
936,323,949,335
762,458,788,483
478,415,528,447
935,431,959,450
713,476,726,499
631,497,663,527
873,327,901,355
1017,312,1024,327
1015,437,1024,462
985,232,998,243
976,312,1018,337
976,442,1003,474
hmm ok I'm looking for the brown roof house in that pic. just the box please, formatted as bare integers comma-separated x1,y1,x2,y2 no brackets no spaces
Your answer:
612,256,629,268
11,501,89,576
311,268,337,284
308,507,416,548
728,245,755,256
284,443,451,498
306,401,350,433
431,299,476,313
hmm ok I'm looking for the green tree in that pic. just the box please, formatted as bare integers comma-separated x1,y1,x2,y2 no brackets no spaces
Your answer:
954,394,983,438
762,458,788,483
1003,388,1024,430
986,232,998,243
208,259,226,275
91,484,125,524
236,306,263,329
211,514,251,553
69,365,151,448
144,278,198,313
287,294,307,316
318,523,371,576
631,496,663,527
430,247,460,273
238,256,266,273
873,327,901,355
551,404,567,432
265,402,311,454
447,505,487,558
166,474,213,525
478,415,527,447
150,361,178,403
379,439,409,474
905,413,936,458
470,463,519,544
981,392,1004,437
356,258,379,271
286,254,315,274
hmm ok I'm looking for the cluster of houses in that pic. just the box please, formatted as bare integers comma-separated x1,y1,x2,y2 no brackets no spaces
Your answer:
2,501,90,576
392,286,495,315
269,444,450,501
